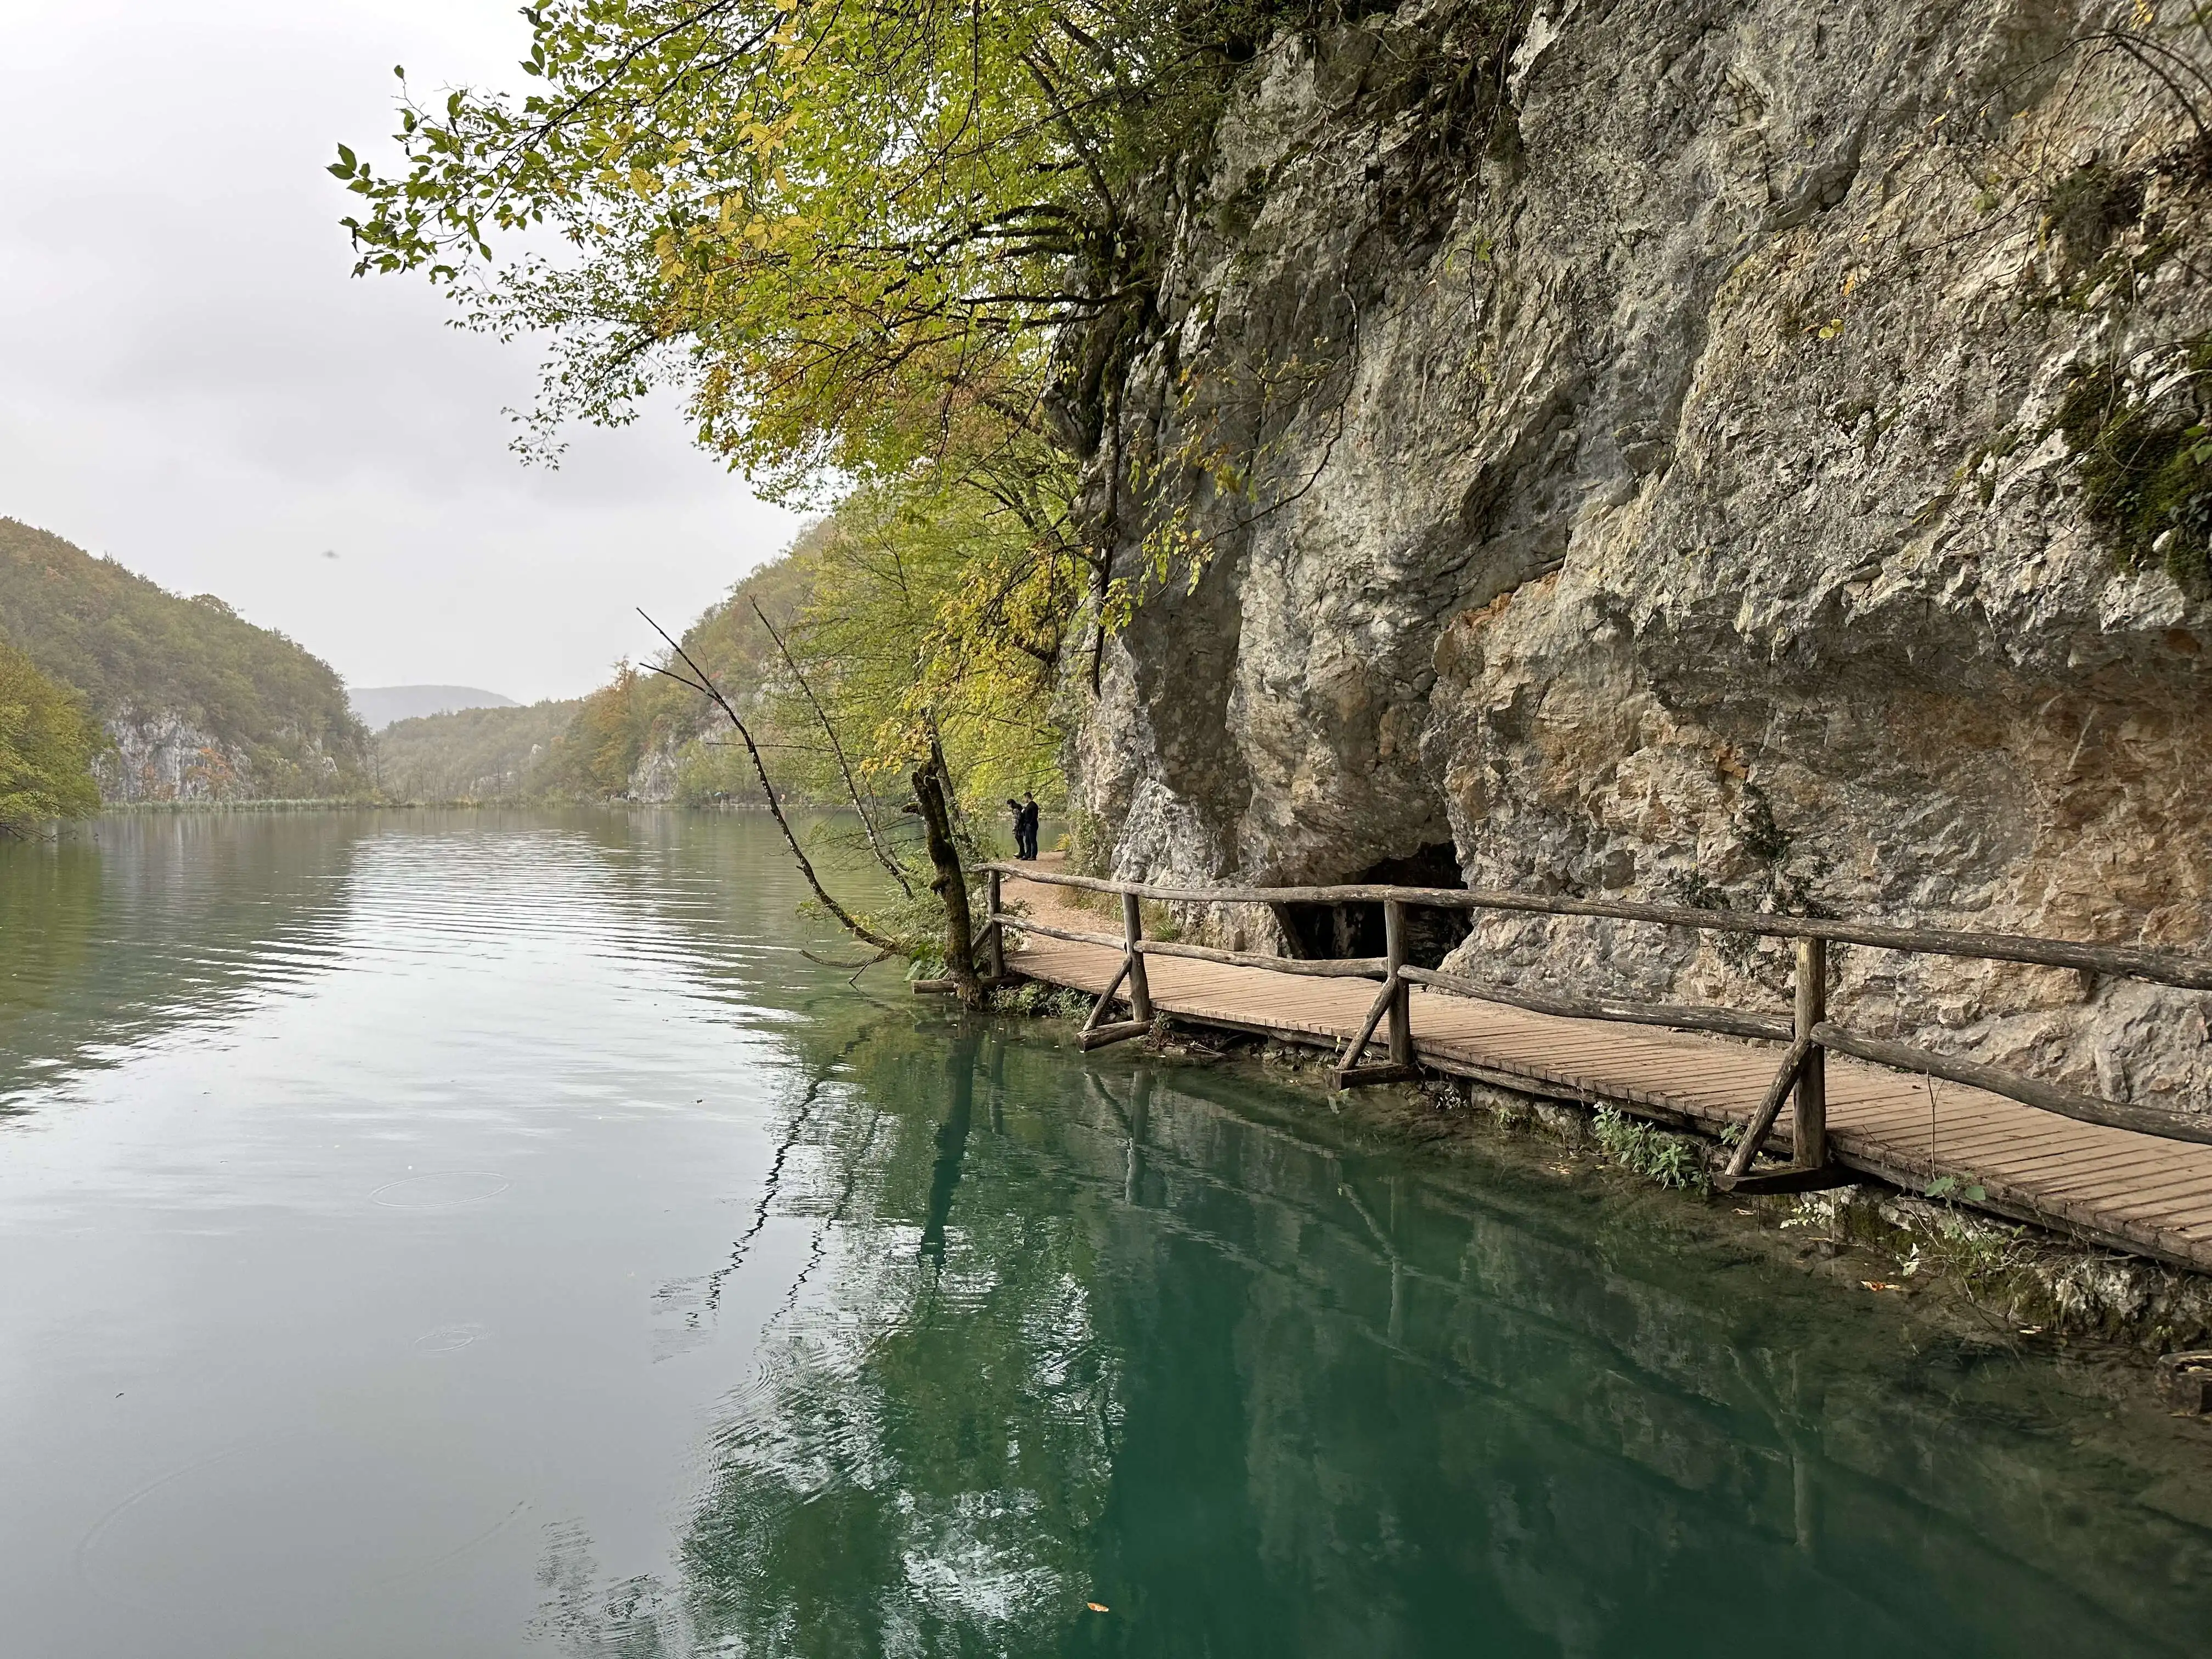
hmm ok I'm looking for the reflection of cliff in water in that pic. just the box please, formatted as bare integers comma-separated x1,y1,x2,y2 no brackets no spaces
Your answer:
0,814,363,1108
0,808,891,1116
539,1022,2212,1657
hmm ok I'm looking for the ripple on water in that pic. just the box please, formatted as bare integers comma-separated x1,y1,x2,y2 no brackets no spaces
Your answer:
413,1322,488,1355
75,1432,527,1611
369,1171,512,1208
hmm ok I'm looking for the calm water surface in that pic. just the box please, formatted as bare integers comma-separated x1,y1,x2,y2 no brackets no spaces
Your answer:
3,810,2209,1657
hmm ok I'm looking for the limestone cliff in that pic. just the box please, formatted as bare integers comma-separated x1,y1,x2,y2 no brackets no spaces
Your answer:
0,518,371,802
1070,3,2212,1121
99,712,271,803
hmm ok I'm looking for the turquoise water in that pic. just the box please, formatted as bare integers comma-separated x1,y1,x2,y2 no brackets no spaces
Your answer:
2,810,2208,1657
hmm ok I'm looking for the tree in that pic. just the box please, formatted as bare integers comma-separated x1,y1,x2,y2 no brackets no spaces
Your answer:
334,2,1261,487
0,642,105,836
332,1,1275,983
784,465,1073,810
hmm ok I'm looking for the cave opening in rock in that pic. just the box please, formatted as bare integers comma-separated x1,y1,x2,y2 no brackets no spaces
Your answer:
1271,843,1471,969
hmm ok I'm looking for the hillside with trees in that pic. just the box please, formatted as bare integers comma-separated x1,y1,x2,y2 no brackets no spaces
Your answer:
371,698,580,802
349,685,518,730
0,519,371,801
534,534,821,804
0,640,104,834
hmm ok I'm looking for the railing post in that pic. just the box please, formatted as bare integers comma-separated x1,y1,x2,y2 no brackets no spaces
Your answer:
1793,936,1828,1169
1384,900,1412,1067
985,868,1005,981
1122,890,1153,1024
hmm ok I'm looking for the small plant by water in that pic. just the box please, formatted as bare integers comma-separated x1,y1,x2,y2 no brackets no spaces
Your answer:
1591,1107,1710,1193
1000,979,1093,1020
1926,1173,1988,1204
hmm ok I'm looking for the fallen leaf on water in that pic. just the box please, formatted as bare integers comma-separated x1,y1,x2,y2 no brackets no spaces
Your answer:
1086,1602,1110,1613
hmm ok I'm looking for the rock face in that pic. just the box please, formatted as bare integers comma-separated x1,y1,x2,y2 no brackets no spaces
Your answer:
0,519,372,802
97,713,338,803
1071,2,2212,1120
628,739,685,803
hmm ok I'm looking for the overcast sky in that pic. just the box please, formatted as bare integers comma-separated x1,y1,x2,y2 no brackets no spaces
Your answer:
0,0,802,702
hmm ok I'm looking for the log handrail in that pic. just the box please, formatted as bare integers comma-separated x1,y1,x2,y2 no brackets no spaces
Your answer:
978,864,2212,992
985,912,1386,976
1397,964,1792,1042
986,913,1124,950
1141,938,1387,977
988,865,2212,1147
1811,1022,2212,1146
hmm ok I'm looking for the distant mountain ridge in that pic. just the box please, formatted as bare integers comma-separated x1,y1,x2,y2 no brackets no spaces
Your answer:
0,518,369,802
348,685,519,731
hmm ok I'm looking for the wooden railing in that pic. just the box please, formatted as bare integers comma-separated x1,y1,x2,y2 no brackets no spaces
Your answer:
978,862,2212,1190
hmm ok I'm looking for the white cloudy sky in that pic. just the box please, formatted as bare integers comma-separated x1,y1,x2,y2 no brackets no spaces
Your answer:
0,0,802,702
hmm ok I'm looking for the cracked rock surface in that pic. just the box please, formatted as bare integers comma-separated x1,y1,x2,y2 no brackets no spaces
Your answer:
1070,1,2212,1120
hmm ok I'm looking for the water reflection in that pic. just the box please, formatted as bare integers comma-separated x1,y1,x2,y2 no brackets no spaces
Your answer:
0,809,860,1113
0,815,371,1107
543,1018,2212,1658
3,812,2207,1658
918,1033,978,1266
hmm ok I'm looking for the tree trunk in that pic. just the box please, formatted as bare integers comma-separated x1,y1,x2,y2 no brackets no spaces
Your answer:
911,739,984,1007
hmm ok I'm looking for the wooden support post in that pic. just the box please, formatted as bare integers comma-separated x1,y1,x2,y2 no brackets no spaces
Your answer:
1332,975,1399,1081
1083,957,1131,1032
1384,900,1412,1067
1122,891,1153,1025
1793,936,1828,1170
1078,953,1146,1051
1717,1036,1813,1184
1333,967,1423,1088
984,870,1006,981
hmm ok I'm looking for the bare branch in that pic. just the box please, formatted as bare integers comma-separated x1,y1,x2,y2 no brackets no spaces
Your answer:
636,609,896,952
750,596,915,896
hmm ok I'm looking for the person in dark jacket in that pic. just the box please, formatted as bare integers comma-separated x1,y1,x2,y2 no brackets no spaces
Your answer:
1006,792,1040,859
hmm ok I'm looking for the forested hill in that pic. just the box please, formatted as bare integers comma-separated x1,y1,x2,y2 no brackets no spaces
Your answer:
535,533,822,804
362,539,821,805
372,698,580,803
0,518,370,801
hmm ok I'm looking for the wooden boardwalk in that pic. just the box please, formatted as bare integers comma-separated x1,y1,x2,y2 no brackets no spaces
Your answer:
998,871,2212,1274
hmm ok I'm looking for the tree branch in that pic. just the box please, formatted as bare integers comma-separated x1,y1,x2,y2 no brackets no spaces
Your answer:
636,608,896,952
749,596,914,896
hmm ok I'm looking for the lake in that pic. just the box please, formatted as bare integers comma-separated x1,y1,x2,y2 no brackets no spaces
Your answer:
2,809,2209,1656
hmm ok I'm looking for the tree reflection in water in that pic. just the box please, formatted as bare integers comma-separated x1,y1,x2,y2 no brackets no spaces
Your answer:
532,1014,2212,1659
0,814,362,1108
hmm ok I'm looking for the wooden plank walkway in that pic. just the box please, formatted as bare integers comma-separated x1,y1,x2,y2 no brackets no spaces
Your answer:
998,871,2212,1274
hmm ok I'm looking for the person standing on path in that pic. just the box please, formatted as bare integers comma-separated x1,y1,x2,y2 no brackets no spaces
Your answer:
1005,792,1039,860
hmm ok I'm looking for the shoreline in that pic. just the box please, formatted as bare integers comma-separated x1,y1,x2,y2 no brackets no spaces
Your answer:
992,982,2212,1386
